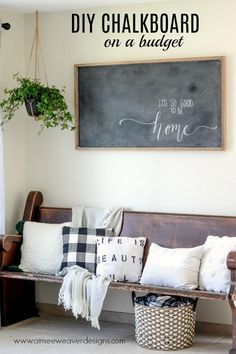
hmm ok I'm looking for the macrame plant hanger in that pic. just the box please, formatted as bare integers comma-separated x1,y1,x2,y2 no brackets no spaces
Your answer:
25,11,48,117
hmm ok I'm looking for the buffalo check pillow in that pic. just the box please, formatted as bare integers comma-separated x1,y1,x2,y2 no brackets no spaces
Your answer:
59,227,113,274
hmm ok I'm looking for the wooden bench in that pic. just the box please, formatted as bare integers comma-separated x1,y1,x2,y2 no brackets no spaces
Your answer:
1,191,236,354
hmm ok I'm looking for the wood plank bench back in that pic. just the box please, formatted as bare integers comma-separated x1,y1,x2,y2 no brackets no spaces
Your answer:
38,206,236,264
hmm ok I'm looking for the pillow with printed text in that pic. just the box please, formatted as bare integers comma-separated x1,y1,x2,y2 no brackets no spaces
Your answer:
95,236,146,282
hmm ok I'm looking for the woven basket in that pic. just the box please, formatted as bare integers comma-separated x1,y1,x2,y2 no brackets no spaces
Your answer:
134,302,196,351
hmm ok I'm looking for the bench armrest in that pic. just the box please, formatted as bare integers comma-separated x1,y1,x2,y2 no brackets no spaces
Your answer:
227,251,236,270
227,251,236,297
0,234,22,270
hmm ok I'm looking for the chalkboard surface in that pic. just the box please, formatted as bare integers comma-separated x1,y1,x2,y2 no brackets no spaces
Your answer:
75,57,224,148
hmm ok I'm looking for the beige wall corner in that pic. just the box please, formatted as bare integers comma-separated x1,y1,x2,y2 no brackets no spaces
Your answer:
0,10,26,232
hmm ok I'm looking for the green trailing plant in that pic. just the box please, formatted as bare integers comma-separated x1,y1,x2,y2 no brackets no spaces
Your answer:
0,73,75,134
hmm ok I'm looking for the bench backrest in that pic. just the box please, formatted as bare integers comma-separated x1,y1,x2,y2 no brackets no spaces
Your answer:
24,191,236,264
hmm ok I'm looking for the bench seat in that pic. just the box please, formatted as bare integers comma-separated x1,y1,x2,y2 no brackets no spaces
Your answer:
0,270,227,300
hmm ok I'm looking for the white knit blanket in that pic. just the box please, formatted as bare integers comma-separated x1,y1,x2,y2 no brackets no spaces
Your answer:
58,266,111,330
72,206,124,236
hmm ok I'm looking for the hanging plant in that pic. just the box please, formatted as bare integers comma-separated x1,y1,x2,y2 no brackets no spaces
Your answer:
0,11,75,134
0,73,75,133
0,78,75,134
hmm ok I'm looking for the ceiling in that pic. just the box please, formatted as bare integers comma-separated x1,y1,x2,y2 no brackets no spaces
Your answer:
0,0,169,13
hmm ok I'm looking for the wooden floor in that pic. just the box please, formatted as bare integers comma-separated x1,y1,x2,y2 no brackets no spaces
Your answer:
0,314,232,354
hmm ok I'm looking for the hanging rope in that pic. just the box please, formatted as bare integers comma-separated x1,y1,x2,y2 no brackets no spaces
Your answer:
26,11,48,85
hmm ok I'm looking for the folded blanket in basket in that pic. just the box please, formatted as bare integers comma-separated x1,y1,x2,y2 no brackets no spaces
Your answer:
135,293,196,308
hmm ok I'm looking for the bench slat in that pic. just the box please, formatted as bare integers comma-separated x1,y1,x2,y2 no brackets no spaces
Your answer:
109,282,227,300
0,271,62,283
0,271,227,300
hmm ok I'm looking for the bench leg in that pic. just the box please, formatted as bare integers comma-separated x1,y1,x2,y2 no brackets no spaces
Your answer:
229,298,236,354
0,278,38,326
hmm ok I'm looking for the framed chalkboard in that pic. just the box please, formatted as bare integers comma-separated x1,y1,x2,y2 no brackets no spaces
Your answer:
74,57,225,149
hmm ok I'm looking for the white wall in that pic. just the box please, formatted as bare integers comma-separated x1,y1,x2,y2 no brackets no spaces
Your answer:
0,10,26,233
21,0,236,325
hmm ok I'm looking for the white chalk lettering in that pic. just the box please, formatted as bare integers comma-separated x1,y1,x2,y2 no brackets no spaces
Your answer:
119,111,217,143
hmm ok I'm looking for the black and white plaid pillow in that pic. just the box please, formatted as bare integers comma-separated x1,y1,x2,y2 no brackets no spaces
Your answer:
59,227,113,273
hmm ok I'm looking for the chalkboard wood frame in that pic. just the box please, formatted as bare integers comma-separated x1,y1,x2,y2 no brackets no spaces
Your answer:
74,57,225,149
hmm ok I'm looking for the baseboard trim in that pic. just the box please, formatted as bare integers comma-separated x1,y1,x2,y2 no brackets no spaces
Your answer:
36,302,231,336
36,302,135,323
100,310,135,324
196,321,231,336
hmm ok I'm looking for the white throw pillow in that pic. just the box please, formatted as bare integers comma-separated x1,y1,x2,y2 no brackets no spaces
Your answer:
96,236,146,282
19,221,71,275
140,243,204,289
199,235,236,293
